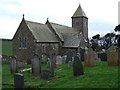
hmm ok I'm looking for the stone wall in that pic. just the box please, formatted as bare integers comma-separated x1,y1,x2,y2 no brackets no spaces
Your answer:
13,20,35,63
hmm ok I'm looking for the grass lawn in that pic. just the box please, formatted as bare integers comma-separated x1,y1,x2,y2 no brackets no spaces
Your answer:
2,60,119,89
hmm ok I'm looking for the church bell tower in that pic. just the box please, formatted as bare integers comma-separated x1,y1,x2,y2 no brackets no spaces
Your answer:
72,4,88,39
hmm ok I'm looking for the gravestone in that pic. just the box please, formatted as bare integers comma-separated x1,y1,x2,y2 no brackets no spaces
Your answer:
14,73,24,89
73,56,84,76
40,70,51,80
98,53,107,61
9,56,18,74
31,55,41,75
84,47,95,66
107,46,119,66
68,61,73,68
79,48,85,61
62,55,67,63
17,61,24,69
56,56,62,65
66,51,73,63
118,48,120,66
93,51,99,61
42,54,47,64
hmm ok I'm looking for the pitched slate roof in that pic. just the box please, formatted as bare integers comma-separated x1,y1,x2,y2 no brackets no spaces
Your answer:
25,20,60,42
72,4,87,18
24,19,84,48
50,22,78,41
62,33,83,48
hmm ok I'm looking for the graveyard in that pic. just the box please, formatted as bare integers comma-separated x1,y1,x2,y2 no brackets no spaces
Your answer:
1,38,120,89
2,60,119,88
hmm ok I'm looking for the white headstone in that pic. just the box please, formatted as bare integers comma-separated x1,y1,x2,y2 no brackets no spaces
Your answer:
56,56,62,65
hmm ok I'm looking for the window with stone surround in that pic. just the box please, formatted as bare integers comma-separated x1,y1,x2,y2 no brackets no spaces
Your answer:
19,37,27,48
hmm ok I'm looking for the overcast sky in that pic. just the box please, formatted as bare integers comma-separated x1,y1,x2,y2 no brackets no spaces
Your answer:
0,0,119,39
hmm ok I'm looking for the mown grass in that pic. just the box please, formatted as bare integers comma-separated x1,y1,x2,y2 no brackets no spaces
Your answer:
2,60,119,89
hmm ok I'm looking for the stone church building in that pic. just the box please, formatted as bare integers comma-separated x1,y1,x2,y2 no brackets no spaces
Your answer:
12,4,88,63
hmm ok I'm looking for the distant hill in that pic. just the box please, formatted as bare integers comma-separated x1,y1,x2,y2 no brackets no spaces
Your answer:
0,38,13,56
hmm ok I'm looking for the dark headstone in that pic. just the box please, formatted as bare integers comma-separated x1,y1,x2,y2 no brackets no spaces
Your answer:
14,73,24,89
73,56,84,76
80,48,85,61
66,51,73,63
40,70,50,80
98,53,107,61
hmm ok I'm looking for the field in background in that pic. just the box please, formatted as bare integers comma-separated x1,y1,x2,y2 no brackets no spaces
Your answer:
0,39,13,56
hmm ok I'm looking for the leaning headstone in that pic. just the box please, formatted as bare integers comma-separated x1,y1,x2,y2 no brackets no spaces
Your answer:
56,56,62,65
66,51,73,63
107,46,119,66
73,56,84,76
9,56,18,74
68,61,73,68
31,55,41,75
84,48,95,66
14,73,24,89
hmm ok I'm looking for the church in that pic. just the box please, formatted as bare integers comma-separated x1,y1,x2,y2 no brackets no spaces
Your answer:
12,4,88,63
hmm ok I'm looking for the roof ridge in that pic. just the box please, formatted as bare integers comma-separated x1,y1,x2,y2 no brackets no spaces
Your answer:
25,20,44,25
50,22,71,28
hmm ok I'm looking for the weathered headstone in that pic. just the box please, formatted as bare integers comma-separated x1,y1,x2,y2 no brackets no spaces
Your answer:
14,73,24,89
73,56,84,76
107,46,119,66
118,48,120,66
66,51,73,63
9,56,18,74
62,55,67,63
17,61,24,69
93,51,99,61
56,56,62,65
68,61,73,68
41,54,47,64
84,48,95,66
31,55,41,75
